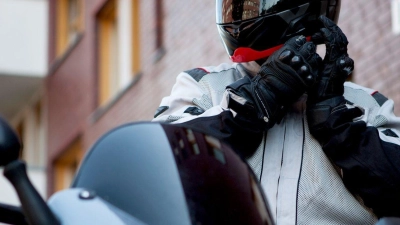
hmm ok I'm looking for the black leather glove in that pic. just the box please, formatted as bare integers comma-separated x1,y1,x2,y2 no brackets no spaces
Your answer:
227,35,321,129
308,15,354,102
306,15,359,143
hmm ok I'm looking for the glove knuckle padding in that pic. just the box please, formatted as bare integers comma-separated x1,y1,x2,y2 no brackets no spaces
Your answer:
298,42,316,60
339,56,354,75
262,35,320,91
226,35,322,130
226,35,327,130
284,35,307,50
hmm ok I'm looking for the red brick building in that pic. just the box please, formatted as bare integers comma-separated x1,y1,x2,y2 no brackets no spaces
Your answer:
46,0,230,193
46,0,400,194
339,0,400,110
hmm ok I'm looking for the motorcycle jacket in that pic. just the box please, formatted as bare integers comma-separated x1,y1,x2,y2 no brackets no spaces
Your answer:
153,62,400,225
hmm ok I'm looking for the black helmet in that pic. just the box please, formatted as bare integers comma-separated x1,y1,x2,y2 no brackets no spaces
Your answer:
216,0,341,62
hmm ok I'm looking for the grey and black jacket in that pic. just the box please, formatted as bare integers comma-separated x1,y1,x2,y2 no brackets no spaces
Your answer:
153,62,400,225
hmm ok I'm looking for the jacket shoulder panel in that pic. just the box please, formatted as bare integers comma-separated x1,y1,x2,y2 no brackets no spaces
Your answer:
344,82,388,106
201,63,238,74
184,68,209,82
182,63,239,83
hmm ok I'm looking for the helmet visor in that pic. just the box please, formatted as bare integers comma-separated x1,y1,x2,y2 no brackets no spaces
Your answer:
216,0,310,24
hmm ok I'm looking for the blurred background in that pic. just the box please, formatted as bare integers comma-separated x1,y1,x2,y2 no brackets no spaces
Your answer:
0,0,399,205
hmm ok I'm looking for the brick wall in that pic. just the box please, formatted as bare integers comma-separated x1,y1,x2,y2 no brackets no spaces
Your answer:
339,0,400,114
47,0,232,161
83,1,231,149
47,0,400,183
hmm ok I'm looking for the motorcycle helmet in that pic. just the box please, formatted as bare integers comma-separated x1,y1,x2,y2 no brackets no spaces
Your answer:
216,0,341,62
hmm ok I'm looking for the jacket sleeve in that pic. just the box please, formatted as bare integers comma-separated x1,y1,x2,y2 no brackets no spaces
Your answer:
152,69,264,158
321,84,400,218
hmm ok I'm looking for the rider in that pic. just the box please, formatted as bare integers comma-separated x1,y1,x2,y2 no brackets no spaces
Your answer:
153,0,400,224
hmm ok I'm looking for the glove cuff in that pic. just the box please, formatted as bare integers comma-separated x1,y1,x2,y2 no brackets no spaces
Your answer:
226,76,286,130
307,96,345,129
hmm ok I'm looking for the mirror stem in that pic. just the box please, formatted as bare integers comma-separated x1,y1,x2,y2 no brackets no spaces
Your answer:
4,160,60,225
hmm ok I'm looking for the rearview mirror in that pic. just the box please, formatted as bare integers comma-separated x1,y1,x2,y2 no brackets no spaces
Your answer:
0,116,21,166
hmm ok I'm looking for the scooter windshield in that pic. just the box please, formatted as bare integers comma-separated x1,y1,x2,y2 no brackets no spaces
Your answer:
72,122,273,225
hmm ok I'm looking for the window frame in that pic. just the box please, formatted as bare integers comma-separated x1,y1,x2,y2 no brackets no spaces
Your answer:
55,0,85,58
392,0,400,35
54,137,84,192
96,0,141,107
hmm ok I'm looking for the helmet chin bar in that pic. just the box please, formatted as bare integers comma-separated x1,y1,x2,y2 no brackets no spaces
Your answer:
231,36,312,63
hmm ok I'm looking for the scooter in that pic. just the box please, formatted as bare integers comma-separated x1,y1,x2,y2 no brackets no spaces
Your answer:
0,116,274,225
0,116,399,225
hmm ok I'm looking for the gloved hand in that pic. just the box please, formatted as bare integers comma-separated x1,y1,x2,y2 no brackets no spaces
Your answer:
306,16,400,218
227,35,322,129
306,15,361,143
308,15,354,103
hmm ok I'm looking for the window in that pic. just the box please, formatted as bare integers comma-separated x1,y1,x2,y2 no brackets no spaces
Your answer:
54,137,84,192
154,0,165,62
15,101,46,168
97,0,141,106
56,0,84,57
9,99,47,200
392,0,400,35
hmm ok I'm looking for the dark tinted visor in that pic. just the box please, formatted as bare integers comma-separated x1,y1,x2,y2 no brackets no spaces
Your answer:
216,0,311,24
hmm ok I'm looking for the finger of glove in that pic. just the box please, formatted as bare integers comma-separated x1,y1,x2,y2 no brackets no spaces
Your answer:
310,53,323,69
319,15,337,30
289,55,303,70
268,36,305,65
308,53,323,79
297,65,316,87
320,28,342,61
298,42,317,61
284,35,307,51
278,50,294,64
319,15,348,45
277,50,303,70
297,42,321,85
277,36,310,66
301,55,322,86
319,16,349,61
337,56,354,76
289,41,316,68
311,32,324,45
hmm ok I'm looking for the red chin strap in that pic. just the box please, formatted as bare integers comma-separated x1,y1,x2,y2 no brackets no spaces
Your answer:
230,36,312,63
